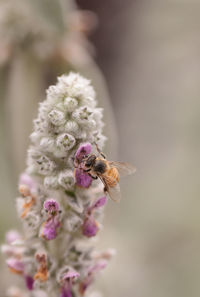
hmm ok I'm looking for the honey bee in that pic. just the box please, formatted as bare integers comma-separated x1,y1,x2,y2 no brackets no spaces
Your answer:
79,144,136,202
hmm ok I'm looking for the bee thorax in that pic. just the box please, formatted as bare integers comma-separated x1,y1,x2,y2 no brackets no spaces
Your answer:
93,160,107,174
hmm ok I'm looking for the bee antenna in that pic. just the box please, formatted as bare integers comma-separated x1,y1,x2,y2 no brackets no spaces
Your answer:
94,142,100,153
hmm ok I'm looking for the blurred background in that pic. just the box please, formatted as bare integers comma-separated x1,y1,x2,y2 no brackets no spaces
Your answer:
1,0,200,296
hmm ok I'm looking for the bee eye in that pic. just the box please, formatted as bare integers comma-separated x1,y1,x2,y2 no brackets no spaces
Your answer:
85,163,91,167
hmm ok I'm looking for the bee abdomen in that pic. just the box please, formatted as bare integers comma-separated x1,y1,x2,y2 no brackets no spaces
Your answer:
107,167,119,183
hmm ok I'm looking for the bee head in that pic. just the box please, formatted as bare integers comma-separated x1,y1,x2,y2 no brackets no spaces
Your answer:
85,154,96,168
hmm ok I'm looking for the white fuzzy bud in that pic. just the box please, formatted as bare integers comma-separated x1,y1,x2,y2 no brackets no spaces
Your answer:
40,137,55,152
46,85,66,103
63,211,82,232
56,133,76,152
64,97,78,112
67,195,84,214
25,211,41,230
44,175,59,189
65,120,79,135
30,132,41,143
72,106,93,124
58,169,75,190
36,155,56,175
48,109,66,126
57,73,95,101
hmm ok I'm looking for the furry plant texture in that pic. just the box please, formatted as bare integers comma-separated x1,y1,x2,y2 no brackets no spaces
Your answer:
2,72,114,297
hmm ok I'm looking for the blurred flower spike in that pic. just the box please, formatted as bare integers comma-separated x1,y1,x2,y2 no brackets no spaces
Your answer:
0,0,97,66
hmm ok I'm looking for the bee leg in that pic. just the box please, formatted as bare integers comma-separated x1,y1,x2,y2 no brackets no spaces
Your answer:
104,185,108,192
97,175,108,192
88,173,98,180
73,157,79,168
102,184,109,194
83,169,91,172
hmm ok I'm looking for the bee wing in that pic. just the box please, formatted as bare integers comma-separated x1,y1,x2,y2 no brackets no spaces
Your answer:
109,161,136,177
107,183,121,203
98,175,121,203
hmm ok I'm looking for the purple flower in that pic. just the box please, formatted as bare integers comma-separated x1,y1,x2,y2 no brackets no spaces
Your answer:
60,269,79,297
6,258,24,275
90,196,107,211
82,197,107,238
75,168,92,188
2,231,23,257
25,275,34,290
60,287,72,297
75,143,92,161
79,260,107,295
89,259,107,274
19,173,36,192
42,217,61,240
74,143,93,188
44,199,60,215
82,216,99,237
41,199,61,240
5,230,21,244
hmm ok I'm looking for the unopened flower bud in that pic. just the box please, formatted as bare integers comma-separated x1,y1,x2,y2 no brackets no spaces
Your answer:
48,109,66,126
58,170,75,190
56,133,76,151
64,97,78,112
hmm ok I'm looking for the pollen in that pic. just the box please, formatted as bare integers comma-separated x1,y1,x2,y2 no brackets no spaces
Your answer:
21,198,35,219
34,254,49,282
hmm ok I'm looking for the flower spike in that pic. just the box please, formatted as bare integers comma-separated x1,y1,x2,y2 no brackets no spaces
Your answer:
2,73,114,297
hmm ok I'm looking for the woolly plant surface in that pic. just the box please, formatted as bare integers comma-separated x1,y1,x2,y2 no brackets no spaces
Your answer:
2,72,114,297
